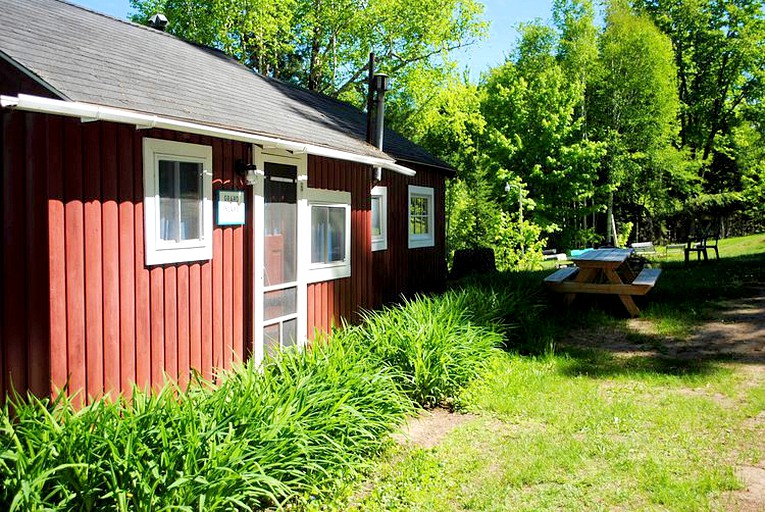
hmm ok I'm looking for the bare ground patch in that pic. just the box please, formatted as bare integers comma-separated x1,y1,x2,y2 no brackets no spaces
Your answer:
564,287,765,365
392,408,479,449
564,288,765,511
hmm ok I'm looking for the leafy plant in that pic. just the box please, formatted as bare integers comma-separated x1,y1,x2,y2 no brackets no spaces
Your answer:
0,282,524,509
348,290,511,408
0,334,412,510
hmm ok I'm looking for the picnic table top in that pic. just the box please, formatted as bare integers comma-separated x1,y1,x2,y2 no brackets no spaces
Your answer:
571,248,632,264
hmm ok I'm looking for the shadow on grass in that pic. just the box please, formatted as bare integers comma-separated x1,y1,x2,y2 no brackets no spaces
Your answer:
647,252,765,306
555,346,728,380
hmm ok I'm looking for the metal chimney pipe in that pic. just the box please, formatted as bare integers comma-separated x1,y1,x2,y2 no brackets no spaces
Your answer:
373,73,388,150
372,73,389,182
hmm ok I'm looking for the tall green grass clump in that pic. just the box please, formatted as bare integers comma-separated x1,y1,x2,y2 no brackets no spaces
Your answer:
0,335,411,511
348,292,504,408
454,271,556,353
0,278,530,509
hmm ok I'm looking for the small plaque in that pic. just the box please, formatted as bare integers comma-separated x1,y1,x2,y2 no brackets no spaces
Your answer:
216,190,245,226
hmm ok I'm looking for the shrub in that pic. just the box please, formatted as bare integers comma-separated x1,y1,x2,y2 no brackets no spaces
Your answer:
454,271,556,354
0,281,519,509
0,335,411,511
350,292,503,408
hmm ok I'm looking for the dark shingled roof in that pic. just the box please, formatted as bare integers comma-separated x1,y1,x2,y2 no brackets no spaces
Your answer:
0,0,454,173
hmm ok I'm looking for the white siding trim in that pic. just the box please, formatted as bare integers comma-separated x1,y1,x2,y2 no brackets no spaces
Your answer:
408,185,435,249
143,138,213,265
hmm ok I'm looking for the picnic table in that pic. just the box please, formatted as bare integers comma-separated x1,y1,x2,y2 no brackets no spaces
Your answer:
544,248,661,317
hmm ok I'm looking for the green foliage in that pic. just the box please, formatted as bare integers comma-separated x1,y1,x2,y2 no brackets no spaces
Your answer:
0,336,411,510
592,2,679,151
634,0,765,160
479,20,606,249
1,281,538,509
616,220,633,247
633,0,765,231
726,122,765,228
349,292,504,408
446,178,546,271
129,0,487,105
352,235,765,512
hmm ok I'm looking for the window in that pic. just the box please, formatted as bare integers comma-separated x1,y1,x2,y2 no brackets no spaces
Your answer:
371,186,387,251
408,185,434,248
143,138,213,265
307,188,351,283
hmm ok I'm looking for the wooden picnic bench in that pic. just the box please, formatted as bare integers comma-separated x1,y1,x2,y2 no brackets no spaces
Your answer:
544,248,661,317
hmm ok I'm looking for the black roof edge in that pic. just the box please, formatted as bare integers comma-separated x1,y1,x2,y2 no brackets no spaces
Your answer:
394,157,457,177
0,50,69,101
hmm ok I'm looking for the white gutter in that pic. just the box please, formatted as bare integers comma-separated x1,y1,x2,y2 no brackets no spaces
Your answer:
0,94,417,177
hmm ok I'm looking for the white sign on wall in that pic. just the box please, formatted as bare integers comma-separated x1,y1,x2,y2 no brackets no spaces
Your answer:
216,190,246,226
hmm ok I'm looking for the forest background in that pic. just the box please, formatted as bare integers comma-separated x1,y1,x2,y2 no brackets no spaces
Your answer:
129,0,765,270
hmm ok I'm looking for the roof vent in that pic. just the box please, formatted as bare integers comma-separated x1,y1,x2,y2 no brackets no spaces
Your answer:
148,13,168,31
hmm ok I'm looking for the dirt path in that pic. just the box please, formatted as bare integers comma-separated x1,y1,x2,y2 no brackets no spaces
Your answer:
397,289,765,510
564,289,765,511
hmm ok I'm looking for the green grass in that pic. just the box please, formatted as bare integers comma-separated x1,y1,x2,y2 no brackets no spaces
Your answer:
352,351,763,511
3,235,762,511
340,234,765,511
0,279,517,510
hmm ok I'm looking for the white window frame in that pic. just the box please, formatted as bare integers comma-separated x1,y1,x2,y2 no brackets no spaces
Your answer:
143,138,213,265
371,185,388,252
305,188,352,283
408,185,435,249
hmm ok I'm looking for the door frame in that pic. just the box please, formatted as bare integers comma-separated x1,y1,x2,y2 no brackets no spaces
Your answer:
251,146,308,364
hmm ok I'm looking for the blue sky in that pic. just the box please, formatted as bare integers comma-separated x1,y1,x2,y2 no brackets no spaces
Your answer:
71,0,553,79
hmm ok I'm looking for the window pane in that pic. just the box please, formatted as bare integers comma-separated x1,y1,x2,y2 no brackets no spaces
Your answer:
371,196,381,236
282,318,297,348
311,205,346,264
264,323,280,358
263,287,297,321
328,207,346,262
179,162,201,240
264,164,297,286
409,195,430,236
311,206,327,264
159,161,178,241
158,160,204,242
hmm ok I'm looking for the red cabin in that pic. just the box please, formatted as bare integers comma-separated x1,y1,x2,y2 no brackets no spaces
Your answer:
0,0,454,402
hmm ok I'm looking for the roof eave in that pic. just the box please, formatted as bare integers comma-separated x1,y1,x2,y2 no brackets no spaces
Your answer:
393,156,457,177
0,94,417,176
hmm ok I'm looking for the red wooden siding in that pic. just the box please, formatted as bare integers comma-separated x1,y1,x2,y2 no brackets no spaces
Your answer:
306,156,448,336
1,107,447,400
0,111,251,401
1,111,52,399
0,58,57,99
307,156,371,333
373,163,448,306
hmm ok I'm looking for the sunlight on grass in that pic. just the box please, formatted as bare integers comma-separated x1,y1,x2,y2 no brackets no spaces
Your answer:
351,351,761,511
328,235,765,511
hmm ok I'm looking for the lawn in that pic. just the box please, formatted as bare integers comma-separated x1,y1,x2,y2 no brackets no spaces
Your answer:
326,234,765,511
3,235,762,510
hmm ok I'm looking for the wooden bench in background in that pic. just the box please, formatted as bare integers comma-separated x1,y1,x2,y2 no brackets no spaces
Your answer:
542,249,569,261
630,241,657,256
